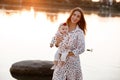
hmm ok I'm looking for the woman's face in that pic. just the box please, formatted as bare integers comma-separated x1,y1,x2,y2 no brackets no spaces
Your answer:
71,11,81,24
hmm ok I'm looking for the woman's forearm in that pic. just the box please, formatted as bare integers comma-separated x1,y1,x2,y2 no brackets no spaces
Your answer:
55,36,63,47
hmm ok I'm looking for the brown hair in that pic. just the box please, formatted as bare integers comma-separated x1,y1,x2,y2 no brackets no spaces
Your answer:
66,7,87,35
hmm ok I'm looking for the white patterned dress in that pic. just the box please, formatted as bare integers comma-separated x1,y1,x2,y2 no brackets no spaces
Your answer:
52,25,85,80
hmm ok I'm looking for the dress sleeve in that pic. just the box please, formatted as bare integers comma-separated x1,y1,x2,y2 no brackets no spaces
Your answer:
50,36,56,45
50,31,59,46
72,30,85,56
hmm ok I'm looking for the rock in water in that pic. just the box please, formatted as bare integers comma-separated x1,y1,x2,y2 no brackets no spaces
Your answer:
10,60,54,80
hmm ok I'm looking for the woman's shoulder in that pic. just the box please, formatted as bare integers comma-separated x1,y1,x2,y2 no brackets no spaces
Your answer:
76,26,84,34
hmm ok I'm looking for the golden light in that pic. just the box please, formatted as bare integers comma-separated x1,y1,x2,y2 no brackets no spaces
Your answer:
92,0,99,2
116,0,120,2
92,0,120,2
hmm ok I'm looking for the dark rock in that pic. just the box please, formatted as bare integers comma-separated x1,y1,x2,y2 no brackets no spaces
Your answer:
10,60,54,80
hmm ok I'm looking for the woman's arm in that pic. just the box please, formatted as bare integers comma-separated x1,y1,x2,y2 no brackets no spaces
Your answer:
68,30,85,57
72,31,85,56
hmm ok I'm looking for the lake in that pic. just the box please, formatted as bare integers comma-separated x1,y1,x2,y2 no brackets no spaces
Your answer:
0,8,120,80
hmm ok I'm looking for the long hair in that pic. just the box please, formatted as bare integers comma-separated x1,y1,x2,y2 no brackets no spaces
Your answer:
66,7,87,35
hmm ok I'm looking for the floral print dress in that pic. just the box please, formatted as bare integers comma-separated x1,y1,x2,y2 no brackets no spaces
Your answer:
52,25,85,80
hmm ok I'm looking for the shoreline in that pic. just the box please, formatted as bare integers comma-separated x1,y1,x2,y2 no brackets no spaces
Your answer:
0,0,120,17
0,0,120,11
0,5,120,17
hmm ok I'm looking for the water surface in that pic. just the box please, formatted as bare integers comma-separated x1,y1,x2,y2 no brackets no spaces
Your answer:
0,8,120,80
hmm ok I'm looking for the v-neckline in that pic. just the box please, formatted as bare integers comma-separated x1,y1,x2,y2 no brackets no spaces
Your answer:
68,26,78,33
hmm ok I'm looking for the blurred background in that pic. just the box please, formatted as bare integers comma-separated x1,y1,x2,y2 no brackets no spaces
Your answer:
0,0,120,80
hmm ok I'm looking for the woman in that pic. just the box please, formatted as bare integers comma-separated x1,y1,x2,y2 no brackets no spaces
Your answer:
52,7,87,80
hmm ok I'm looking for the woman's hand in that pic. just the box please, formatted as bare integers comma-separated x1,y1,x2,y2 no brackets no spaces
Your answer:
67,52,75,57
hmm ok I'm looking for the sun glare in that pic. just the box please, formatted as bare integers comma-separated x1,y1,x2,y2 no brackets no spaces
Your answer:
116,0,120,2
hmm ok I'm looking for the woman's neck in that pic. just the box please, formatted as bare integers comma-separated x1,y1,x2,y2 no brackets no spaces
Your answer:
68,23,77,32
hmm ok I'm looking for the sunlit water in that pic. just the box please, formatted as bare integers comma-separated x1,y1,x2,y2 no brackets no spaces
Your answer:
0,8,120,80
